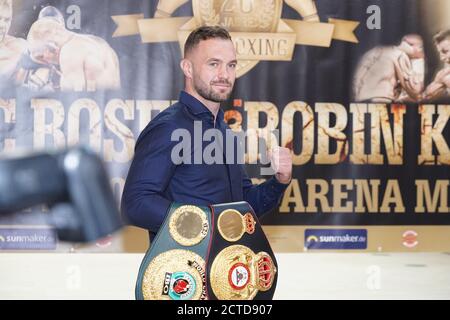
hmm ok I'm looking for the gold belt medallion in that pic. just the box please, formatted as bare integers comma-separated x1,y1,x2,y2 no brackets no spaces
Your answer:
254,252,276,291
210,245,277,299
169,205,209,246
243,212,256,234
218,209,256,242
142,249,206,300
210,245,257,300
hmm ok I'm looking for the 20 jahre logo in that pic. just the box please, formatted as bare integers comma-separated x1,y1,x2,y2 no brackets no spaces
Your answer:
112,0,359,77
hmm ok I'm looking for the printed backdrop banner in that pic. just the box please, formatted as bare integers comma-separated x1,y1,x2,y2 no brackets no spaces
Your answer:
0,0,449,236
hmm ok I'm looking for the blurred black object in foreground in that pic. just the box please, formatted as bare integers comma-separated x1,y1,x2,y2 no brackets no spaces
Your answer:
0,147,122,242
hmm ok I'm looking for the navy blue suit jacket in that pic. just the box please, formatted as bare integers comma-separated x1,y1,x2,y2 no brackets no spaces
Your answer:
121,91,288,239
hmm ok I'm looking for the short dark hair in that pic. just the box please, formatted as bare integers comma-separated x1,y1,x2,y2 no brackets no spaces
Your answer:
434,29,450,44
184,26,232,56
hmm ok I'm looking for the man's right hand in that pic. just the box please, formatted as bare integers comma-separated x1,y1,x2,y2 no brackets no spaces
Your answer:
423,67,450,101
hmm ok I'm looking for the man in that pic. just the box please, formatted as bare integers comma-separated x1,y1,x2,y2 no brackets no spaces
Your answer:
423,29,450,101
122,26,292,240
15,6,65,91
0,0,27,83
26,7,120,91
353,34,425,103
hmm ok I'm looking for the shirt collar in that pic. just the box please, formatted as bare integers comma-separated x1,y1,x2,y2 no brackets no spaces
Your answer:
179,90,224,123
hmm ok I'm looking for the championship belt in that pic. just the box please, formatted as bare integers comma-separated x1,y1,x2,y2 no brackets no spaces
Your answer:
135,201,278,300
207,202,278,300
135,203,210,300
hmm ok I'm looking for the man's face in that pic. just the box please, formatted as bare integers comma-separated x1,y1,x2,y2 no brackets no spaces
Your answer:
436,38,450,65
189,38,237,103
30,43,60,65
403,36,424,59
28,19,64,65
0,4,12,42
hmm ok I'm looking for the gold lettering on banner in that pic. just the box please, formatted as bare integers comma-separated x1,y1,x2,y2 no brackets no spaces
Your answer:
354,180,381,213
279,179,407,213
0,99,16,152
369,104,405,165
314,103,348,165
281,101,314,165
279,179,305,212
26,98,173,160
350,104,406,165
245,101,279,163
104,99,135,163
111,1,359,77
306,179,331,213
21,99,446,170
349,103,366,164
418,105,450,165
231,32,294,61
331,179,353,212
67,99,102,152
31,99,66,149
380,180,405,213
415,180,450,213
